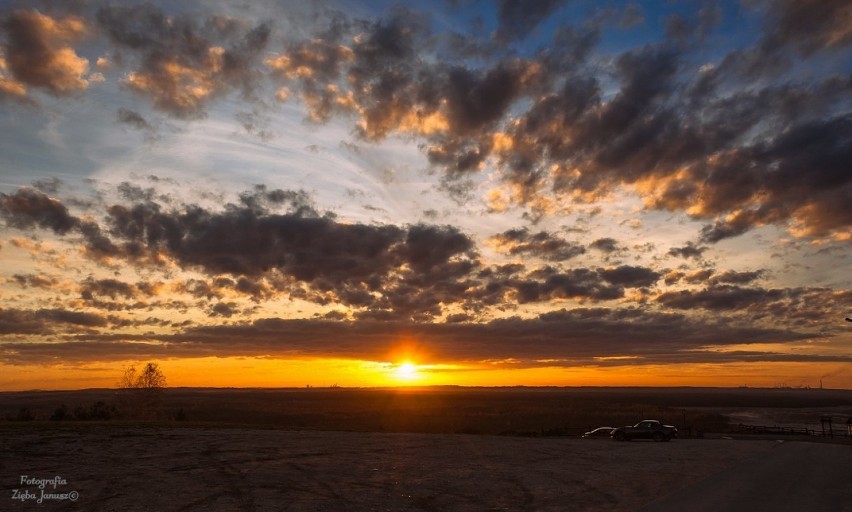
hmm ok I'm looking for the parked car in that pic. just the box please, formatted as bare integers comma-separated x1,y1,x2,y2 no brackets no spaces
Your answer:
611,420,677,441
582,427,615,438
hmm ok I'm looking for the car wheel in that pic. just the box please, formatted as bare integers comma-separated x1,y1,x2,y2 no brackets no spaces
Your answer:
653,432,665,442
614,431,626,441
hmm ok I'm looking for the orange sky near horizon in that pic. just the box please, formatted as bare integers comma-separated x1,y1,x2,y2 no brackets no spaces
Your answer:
2,357,850,391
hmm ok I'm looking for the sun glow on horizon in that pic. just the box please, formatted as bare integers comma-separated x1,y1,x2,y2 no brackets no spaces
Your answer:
0,356,850,391
394,362,419,382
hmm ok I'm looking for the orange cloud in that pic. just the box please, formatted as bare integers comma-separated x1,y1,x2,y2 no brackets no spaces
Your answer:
0,55,26,98
1,9,90,96
124,47,226,118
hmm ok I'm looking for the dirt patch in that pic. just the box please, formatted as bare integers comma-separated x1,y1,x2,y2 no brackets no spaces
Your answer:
1,426,776,511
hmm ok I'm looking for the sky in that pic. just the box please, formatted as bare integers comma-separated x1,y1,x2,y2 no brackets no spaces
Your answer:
0,0,850,390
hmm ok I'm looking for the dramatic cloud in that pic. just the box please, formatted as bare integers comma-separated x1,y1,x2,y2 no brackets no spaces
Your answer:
10,273,59,290
116,108,152,131
0,307,822,366
1,2,847,242
0,187,78,234
668,243,707,260
0,307,106,335
589,238,620,254
258,4,852,241
598,265,660,288
656,285,850,327
96,4,270,118
489,228,585,261
2,185,487,320
765,0,852,56
0,9,91,97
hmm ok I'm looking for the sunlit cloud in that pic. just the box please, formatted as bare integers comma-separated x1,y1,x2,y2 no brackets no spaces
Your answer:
0,9,91,98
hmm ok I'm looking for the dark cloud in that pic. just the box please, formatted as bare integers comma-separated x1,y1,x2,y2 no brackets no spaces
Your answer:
10,273,59,290
31,177,62,194
95,4,270,118
0,187,78,234
709,270,765,285
664,269,713,285
116,108,152,131
598,265,660,288
668,243,707,260
0,308,821,366
0,9,90,97
655,285,850,327
490,228,585,261
103,198,405,284
238,185,317,216
2,183,701,325
80,278,140,300
764,0,852,56
258,4,851,242
401,224,474,273
589,238,619,253
209,302,238,318
506,267,631,303
0,307,106,335
0,308,50,334
117,181,160,202
1,3,846,244
1,185,489,320
443,61,533,136
35,308,107,327
658,285,776,311
664,269,765,287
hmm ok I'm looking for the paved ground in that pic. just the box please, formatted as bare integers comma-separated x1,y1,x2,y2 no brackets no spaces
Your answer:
1,427,777,511
639,441,852,512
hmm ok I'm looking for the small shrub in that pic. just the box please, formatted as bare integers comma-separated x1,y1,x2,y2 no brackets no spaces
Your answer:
50,404,69,421
88,400,117,420
16,408,34,421
73,405,89,420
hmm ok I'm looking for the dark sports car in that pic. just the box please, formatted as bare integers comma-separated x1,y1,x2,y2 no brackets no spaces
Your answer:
582,426,615,438
611,420,677,441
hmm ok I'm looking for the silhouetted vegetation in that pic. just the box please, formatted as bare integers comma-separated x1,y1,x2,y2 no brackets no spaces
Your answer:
1,387,850,436
73,400,118,421
117,362,167,420
7,407,34,421
50,404,69,421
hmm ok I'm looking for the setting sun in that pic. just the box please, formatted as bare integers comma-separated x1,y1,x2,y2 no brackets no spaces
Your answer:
395,362,419,381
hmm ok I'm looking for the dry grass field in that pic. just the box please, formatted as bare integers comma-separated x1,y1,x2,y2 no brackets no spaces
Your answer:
6,386,851,434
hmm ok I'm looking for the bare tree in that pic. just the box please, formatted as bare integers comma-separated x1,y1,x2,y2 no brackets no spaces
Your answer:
118,362,167,420
121,363,167,390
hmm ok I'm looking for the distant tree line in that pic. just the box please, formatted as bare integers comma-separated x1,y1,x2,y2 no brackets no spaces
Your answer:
4,362,185,422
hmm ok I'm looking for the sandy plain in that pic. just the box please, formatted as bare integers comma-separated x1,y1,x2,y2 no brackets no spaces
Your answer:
1,426,777,512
